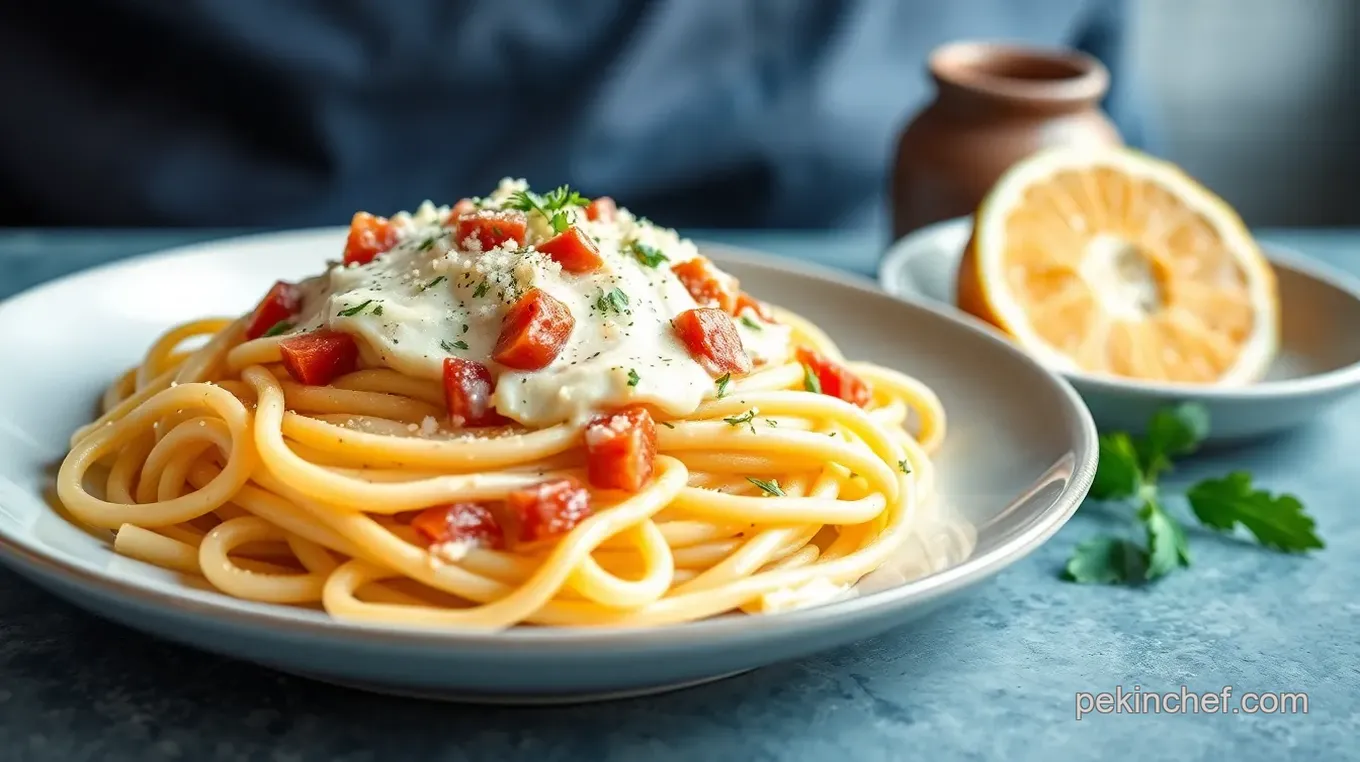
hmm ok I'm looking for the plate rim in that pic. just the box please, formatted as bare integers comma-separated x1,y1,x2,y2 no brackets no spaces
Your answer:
0,227,1098,649
878,216,1360,400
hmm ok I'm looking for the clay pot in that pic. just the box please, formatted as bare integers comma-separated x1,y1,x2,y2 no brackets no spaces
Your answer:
890,41,1123,240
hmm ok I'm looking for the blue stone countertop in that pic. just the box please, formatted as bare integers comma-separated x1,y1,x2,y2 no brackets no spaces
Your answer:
0,228,1357,761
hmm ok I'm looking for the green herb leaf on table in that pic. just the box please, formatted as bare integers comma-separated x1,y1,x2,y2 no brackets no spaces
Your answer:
1139,402,1210,478
1062,401,1323,586
1089,432,1142,500
1186,472,1324,552
1138,497,1191,579
1063,536,1149,584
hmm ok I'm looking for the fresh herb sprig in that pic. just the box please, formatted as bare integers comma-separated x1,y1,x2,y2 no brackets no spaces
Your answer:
1064,403,1324,585
506,185,589,234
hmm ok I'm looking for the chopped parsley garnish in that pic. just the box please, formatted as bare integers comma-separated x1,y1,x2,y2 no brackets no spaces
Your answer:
801,363,822,394
1063,403,1323,586
723,408,758,434
372,304,383,316
440,339,469,353
740,316,762,331
473,280,490,298
423,275,447,291
659,421,676,429
630,242,669,268
461,323,469,334
261,321,293,338
596,287,630,315
715,373,732,398
746,477,786,497
898,459,912,474
418,236,440,251
507,184,589,234
627,368,640,387
766,419,777,427
338,299,373,317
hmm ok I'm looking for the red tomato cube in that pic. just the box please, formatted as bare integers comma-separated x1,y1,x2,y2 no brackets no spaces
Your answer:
245,281,301,340
672,308,752,376
537,226,604,273
507,477,593,543
343,212,399,266
279,330,359,386
795,347,872,407
585,407,658,492
443,357,508,427
493,288,575,371
455,210,528,251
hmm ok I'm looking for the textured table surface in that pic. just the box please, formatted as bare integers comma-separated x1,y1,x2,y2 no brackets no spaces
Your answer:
0,227,1357,762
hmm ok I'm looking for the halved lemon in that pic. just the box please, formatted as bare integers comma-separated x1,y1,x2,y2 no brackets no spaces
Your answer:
957,145,1279,385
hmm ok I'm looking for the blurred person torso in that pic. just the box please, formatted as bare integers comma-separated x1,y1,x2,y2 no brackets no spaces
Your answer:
0,0,1148,229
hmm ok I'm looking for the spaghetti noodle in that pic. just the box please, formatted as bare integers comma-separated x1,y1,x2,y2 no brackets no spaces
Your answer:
55,181,964,630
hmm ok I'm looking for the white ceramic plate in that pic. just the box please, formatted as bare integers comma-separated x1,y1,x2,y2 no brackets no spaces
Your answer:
0,230,1096,702
879,217,1360,443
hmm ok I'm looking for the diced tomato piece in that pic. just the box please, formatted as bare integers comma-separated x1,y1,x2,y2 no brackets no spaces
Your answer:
279,330,359,386
585,407,658,493
672,256,740,313
796,347,872,407
343,212,399,266
507,477,593,543
734,291,775,322
442,357,509,427
585,196,616,223
537,226,604,273
447,198,477,221
492,288,575,371
454,209,528,251
245,281,302,340
672,308,752,376
411,503,505,550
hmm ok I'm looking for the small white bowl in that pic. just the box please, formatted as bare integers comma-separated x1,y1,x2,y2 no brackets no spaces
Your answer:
879,217,1360,444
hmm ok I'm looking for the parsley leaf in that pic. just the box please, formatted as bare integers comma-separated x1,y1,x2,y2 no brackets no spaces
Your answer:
746,477,785,497
372,304,383,316
473,280,490,298
596,287,629,315
897,459,911,475
418,236,441,251
801,363,822,394
1139,497,1191,579
1139,402,1209,479
630,242,668,268
627,368,640,387
540,184,589,211
1062,403,1323,586
261,321,293,338
508,185,587,234
338,299,373,317
723,408,758,434
1089,432,1142,500
715,373,732,399
659,421,675,429
441,339,469,353
740,316,762,331
422,275,447,291
1187,472,1324,552
1063,536,1149,584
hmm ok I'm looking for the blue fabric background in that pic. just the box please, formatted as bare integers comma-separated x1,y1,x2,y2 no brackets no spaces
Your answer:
0,0,1151,228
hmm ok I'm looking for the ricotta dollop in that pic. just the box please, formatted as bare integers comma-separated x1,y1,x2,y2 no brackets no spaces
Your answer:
288,179,790,427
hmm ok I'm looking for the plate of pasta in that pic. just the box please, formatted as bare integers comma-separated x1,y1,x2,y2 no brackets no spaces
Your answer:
0,181,1096,702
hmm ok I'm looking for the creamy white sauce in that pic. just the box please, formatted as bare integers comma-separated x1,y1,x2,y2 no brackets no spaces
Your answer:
287,179,788,427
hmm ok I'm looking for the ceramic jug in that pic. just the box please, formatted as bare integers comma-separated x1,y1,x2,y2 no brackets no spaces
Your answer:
890,41,1123,239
